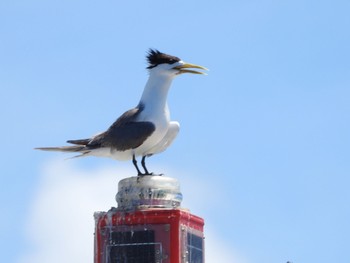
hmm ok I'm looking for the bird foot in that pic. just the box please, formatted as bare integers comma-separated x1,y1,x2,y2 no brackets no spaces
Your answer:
137,172,163,177
150,173,163,176
137,172,152,176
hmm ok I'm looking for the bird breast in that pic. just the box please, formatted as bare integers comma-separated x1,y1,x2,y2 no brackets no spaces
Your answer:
134,105,170,155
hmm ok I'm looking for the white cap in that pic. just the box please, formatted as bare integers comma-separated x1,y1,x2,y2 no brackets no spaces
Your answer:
116,175,183,210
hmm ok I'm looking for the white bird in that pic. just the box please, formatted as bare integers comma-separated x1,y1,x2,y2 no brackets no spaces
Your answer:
36,49,207,175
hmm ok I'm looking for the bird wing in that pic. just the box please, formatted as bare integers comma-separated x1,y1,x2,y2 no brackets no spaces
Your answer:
86,106,156,151
67,138,91,145
91,121,155,151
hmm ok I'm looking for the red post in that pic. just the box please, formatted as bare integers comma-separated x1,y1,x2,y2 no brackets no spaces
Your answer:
94,176,205,263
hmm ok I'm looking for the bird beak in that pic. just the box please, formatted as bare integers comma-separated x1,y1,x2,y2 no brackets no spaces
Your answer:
173,63,208,75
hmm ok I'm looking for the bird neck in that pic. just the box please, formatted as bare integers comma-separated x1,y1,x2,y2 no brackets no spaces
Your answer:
139,73,174,112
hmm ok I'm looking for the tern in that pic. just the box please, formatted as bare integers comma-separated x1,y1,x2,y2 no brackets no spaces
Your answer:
36,49,207,176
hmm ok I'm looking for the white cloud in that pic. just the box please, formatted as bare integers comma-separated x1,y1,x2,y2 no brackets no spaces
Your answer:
17,160,247,263
205,230,248,263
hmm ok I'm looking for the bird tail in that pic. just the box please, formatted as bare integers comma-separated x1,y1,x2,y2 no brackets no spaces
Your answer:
35,145,86,153
35,137,92,153
35,137,94,158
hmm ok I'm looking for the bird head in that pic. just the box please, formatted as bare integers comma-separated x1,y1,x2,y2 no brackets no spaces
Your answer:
146,49,208,77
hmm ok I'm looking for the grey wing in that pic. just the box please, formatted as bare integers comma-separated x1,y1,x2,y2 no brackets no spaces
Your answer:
66,105,155,152
67,138,91,145
88,121,155,151
87,106,155,151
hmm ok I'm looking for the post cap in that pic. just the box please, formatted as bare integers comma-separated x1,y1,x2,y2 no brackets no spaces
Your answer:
116,175,183,210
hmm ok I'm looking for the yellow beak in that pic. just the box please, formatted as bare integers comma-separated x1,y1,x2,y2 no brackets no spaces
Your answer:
173,63,208,75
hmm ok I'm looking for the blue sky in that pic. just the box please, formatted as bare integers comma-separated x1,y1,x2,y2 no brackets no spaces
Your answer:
1,0,350,262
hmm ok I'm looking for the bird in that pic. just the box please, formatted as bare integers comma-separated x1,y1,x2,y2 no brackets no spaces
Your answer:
36,49,208,176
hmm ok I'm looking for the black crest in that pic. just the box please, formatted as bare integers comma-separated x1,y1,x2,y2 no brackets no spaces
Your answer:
146,49,181,69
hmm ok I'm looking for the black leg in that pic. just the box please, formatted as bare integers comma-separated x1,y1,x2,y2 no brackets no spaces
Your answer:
141,156,152,175
132,154,144,176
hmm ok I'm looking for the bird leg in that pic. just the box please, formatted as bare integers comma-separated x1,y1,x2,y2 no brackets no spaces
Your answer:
132,154,144,176
141,156,153,175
